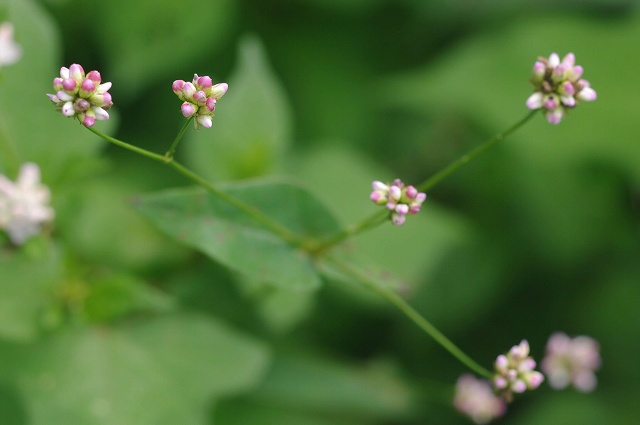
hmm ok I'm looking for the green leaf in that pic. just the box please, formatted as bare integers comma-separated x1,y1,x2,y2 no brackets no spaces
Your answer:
0,313,270,425
185,36,293,181
0,0,116,182
241,349,413,421
55,171,192,274
0,238,60,341
84,273,176,323
134,178,342,289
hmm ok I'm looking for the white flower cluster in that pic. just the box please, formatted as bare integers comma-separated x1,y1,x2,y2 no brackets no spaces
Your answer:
0,163,54,245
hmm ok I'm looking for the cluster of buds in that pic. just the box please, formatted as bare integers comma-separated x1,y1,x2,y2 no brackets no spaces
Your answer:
454,375,506,424
492,340,544,402
0,22,22,68
526,52,597,124
47,64,113,127
172,74,228,129
0,163,54,245
541,332,601,392
370,179,426,226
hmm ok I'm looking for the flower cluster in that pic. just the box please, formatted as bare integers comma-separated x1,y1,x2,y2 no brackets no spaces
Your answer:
370,179,426,226
541,332,601,392
454,375,506,424
0,163,54,245
47,64,113,127
0,22,22,68
492,340,544,402
172,74,228,129
526,52,597,124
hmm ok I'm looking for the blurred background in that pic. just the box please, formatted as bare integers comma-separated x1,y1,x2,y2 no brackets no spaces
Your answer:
1,0,639,423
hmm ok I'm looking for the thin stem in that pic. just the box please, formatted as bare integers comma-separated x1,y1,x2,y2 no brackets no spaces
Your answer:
86,126,166,162
86,126,302,247
418,109,537,192
164,118,193,160
327,256,493,378
166,161,301,246
314,110,538,252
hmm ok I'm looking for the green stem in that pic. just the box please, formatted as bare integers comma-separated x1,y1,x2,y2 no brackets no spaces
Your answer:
86,126,302,247
164,117,193,160
326,256,493,378
86,126,166,162
418,109,537,192
313,110,538,252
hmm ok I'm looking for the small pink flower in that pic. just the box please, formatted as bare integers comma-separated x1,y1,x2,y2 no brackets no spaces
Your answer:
541,332,601,392
492,340,544,402
369,179,427,226
454,375,506,424
172,74,227,129
47,64,113,127
526,53,597,124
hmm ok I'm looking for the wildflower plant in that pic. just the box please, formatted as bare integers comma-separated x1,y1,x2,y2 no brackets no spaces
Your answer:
0,1,613,423
31,50,600,424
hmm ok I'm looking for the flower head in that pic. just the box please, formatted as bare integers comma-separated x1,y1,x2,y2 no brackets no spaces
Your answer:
172,74,228,129
0,22,22,68
454,375,506,424
526,53,596,124
541,332,601,392
492,340,544,402
47,64,113,127
0,163,54,245
370,179,426,226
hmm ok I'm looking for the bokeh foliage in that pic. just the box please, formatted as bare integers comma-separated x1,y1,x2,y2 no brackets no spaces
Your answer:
0,0,638,424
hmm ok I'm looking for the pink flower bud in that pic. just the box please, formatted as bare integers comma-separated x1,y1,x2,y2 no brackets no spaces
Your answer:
172,80,185,93
80,79,96,95
193,90,207,104
92,107,110,121
69,64,85,81
53,77,64,91
181,102,196,118
395,204,409,215
391,213,405,226
61,101,75,116
75,98,90,112
405,185,418,199
210,83,228,99
197,115,213,129
197,75,213,88
82,113,96,127
62,78,77,92
86,70,102,83
205,97,217,112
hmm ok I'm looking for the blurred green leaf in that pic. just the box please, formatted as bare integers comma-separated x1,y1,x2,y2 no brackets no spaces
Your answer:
243,349,413,421
236,275,317,334
185,36,293,181
215,400,370,425
0,313,270,425
0,238,60,341
84,273,176,323
134,178,342,289
54,170,192,274
0,0,116,182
